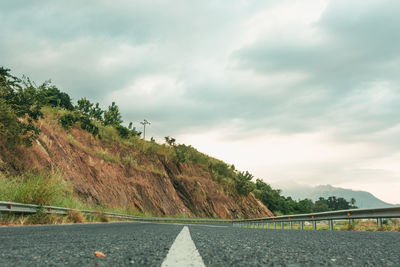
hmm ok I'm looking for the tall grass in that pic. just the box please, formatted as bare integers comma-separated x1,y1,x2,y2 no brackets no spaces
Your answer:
0,172,82,208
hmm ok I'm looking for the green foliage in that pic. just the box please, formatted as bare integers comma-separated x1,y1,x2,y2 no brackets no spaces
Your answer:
116,124,141,139
209,161,235,180
76,97,103,121
104,101,122,126
76,97,93,115
59,113,79,129
0,67,42,147
254,179,285,212
314,196,357,211
234,171,256,195
79,115,99,136
0,172,80,207
254,179,357,215
116,125,130,138
36,81,74,110
58,111,99,137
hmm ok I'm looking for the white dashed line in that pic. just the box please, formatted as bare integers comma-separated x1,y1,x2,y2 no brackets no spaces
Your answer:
162,226,205,267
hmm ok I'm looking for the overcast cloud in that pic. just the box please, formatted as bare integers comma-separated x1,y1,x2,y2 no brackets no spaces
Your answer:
1,0,399,203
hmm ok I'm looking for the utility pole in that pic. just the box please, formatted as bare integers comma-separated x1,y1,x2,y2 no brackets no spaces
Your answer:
140,119,151,140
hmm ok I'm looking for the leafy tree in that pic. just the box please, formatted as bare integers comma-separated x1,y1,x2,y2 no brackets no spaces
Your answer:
76,98,104,122
76,97,93,115
76,97,103,122
36,81,73,110
313,197,330,212
103,102,122,126
254,179,282,212
0,67,42,147
90,103,103,121
234,171,256,195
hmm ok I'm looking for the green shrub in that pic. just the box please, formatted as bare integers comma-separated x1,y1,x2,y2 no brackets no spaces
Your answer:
59,113,79,129
234,171,256,195
79,115,99,136
116,125,130,138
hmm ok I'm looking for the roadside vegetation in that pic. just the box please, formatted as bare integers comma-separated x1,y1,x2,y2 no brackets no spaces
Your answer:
0,171,151,226
1,66,360,224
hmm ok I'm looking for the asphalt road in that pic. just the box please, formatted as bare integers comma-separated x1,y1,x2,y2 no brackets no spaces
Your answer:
0,222,399,266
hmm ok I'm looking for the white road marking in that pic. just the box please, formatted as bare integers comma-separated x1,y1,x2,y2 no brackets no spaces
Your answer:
133,221,229,228
162,226,205,267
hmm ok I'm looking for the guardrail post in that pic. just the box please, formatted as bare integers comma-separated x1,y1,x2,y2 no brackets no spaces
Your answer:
274,222,277,229
313,221,317,230
329,220,334,230
377,218,383,228
300,221,304,230
267,222,269,229
289,221,293,230
281,222,284,229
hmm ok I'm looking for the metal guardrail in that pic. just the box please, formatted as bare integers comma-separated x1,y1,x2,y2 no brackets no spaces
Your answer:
2,201,400,229
233,206,400,230
0,201,232,223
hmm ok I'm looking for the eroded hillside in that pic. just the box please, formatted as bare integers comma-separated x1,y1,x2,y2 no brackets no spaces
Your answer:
0,109,272,219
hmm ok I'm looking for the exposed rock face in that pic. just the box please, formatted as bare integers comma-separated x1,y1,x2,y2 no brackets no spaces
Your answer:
0,116,273,219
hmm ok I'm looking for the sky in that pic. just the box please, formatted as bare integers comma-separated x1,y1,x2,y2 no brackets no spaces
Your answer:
1,0,399,204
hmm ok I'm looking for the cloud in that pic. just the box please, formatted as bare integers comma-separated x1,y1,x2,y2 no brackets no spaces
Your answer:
233,0,400,137
1,0,400,202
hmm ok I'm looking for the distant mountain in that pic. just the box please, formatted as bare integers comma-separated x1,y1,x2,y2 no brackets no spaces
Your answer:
281,184,395,209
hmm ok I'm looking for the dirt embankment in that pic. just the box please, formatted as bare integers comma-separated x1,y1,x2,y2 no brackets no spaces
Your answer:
0,116,273,219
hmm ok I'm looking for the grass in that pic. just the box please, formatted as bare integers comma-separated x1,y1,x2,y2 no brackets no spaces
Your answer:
0,172,82,208
0,171,160,226
96,150,120,163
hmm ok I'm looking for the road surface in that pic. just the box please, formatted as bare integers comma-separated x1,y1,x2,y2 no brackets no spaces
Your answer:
0,222,399,266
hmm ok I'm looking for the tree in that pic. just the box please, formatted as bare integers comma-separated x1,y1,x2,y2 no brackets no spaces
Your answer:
103,102,122,126
234,171,256,195
165,136,176,146
0,67,42,147
76,97,93,115
76,98,104,122
89,103,103,121
34,80,73,110
254,179,284,213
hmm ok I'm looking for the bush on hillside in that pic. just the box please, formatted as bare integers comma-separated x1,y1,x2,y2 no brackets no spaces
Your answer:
0,67,42,147
234,171,256,195
36,81,74,110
